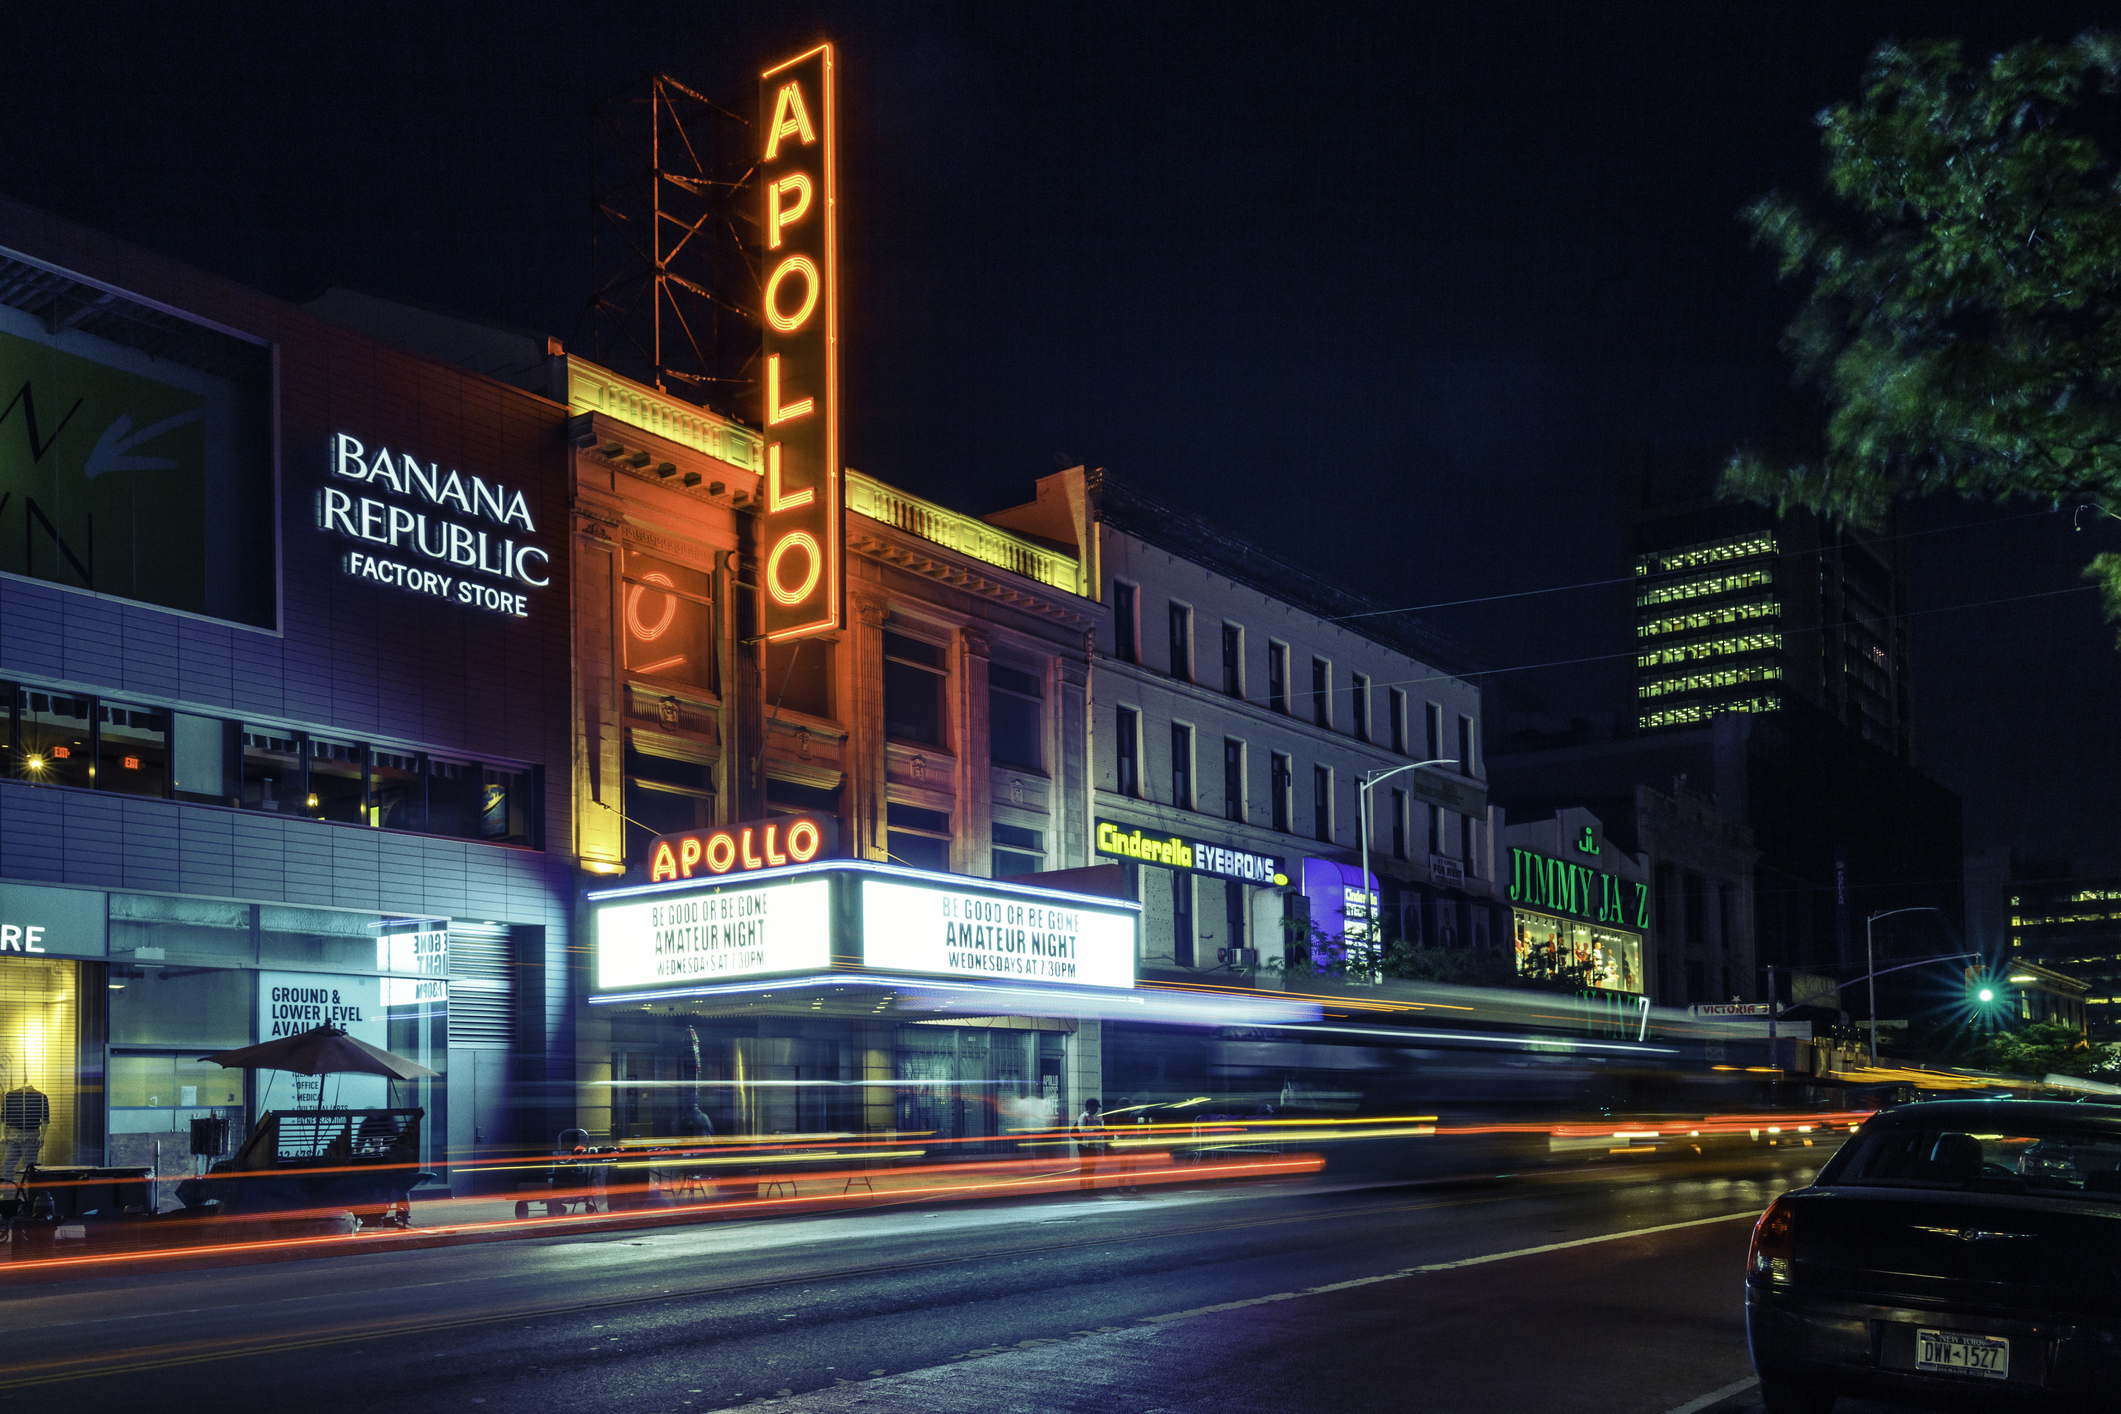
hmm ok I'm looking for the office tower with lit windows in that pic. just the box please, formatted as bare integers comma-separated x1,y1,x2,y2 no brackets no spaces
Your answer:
1631,483,1911,761
2002,865,2121,1043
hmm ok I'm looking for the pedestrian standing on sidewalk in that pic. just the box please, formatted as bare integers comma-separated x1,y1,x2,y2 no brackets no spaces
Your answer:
1073,1097,1107,1193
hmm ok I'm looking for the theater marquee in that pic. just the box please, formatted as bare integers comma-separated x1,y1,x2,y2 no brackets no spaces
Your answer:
755,43,842,642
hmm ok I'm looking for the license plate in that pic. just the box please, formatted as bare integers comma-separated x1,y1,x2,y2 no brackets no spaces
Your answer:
1916,1328,2009,1379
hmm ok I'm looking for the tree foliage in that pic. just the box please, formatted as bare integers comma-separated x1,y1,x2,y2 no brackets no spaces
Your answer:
1722,32,2121,637
1976,1016,2121,1079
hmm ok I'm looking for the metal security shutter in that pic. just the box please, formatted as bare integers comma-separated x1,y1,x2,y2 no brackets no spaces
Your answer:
447,923,514,1046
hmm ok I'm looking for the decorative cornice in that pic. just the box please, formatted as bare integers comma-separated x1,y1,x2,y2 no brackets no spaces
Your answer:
850,531,1098,632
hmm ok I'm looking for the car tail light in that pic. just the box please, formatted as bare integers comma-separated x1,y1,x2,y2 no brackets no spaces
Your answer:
1750,1195,1795,1285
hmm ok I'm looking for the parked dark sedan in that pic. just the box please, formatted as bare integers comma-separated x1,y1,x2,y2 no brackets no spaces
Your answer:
1747,1099,2121,1411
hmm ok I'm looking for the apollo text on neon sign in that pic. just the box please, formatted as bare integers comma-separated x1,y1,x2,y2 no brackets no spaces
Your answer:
320,434,550,618
755,44,841,641
648,811,838,882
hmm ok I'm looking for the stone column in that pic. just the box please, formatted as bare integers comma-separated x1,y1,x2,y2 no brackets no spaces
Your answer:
1055,653,1091,868
955,626,993,875
847,591,890,859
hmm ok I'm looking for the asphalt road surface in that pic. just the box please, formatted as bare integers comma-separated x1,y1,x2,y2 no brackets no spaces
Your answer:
0,1147,1921,1414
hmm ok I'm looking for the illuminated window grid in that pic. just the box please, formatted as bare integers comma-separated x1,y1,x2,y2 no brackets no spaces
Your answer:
1634,534,1777,577
1636,631,1781,670
1635,567,1773,608
1637,694,1779,730
1638,599,1777,640
1636,663,1782,701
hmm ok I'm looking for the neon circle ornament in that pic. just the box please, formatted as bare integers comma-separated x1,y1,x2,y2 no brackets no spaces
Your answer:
766,531,823,606
625,572,679,641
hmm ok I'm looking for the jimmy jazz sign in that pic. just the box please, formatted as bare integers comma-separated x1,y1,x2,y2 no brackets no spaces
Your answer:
755,44,842,642
1506,847,1649,932
319,434,551,618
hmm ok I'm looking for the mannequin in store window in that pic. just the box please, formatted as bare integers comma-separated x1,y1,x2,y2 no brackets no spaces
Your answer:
2,1069,50,1183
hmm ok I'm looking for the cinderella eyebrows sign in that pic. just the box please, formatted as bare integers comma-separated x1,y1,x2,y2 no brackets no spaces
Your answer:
318,433,551,619
755,43,842,642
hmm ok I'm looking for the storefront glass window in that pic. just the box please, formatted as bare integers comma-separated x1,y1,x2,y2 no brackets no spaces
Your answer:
0,956,84,1178
17,688,93,788
96,701,168,798
260,905,380,972
307,737,366,822
1512,908,1644,994
111,895,255,967
109,965,250,1046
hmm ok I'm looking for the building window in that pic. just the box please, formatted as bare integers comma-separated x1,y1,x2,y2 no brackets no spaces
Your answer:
989,664,1043,772
1389,688,1406,755
1268,643,1288,713
307,738,367,823
1458,714,1475,776
1351,674,1370,743
1428,803,1442,857
1172,871,1195,968
1114,581,1138,662
1391,788,1406,859
888,802,952,871
1116,707,1139,797
1170,722,1193,810
1271,753,1292,832
1314,765,1332,841
1222,624,1243,697
1312,658,1331,728
623,743,713,863
764,637,832,718
1223,880,1247,960
1460,812,1476,874
1169,602,1192,682
883,632,947,747
1425,702,1442,760
993,822,1043,878
623,548,717,692
5,681,536,845
16,689,93,789
1223,739,1244,822
96,702,169,799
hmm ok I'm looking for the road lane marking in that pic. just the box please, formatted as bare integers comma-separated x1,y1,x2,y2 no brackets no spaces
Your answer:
0,1190,1525,1388
1135,1209,1760,1324
1658,1374,1759,1414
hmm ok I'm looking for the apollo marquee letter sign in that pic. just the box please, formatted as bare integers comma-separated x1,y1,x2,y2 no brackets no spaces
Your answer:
756,44,842,641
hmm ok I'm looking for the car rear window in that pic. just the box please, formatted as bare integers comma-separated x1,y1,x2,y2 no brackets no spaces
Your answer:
1832,1125,2121,1200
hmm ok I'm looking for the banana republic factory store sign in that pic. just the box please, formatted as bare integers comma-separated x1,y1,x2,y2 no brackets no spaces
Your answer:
587,859,1141,1003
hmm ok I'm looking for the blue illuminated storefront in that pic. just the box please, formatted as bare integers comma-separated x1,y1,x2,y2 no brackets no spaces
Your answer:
0,199,577,1200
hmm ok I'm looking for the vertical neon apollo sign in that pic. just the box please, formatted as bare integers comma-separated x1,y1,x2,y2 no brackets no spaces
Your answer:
756,43,842,642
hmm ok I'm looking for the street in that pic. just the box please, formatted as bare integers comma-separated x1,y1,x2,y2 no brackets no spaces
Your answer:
0,1147,1891,1414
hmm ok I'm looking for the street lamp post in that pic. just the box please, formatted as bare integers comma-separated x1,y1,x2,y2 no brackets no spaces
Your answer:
1355,759,1457,968
1863,906,1949,1068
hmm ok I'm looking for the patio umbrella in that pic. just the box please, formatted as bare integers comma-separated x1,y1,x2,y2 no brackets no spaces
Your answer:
202,1024,440,1154
200,1024,439,1081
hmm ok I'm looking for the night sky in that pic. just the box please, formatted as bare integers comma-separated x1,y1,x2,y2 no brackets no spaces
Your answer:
3,2,2116,871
